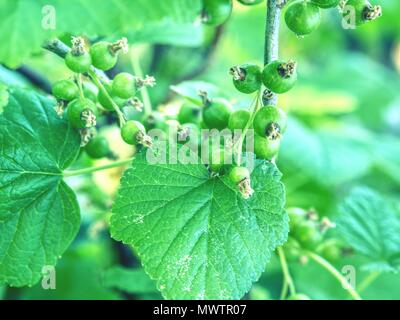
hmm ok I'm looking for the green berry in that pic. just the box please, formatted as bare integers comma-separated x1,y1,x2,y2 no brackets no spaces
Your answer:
90,40,127,71
292,220,323,249
311,0,340,9
285,0,321,36
228,109,251,131
262,60,297,94
229,166,250,184
230,63,262,94
202,0,233,26
98,82,126,111
112,73,137,99
52,80,79,101
253,134,281,160
237,0,264,5
121,120,146,145
253,105,287,139
209,148,225,172
142,112,165,130
288,293,311,300
85,135,110,159
65,51,92,73
178,103,201,125
343,0,382,27
316,239,342,262
67,98,97,128
202,98,232,130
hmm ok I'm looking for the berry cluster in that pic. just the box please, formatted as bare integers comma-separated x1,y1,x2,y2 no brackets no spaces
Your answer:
200,0,382,32
51,36,155,158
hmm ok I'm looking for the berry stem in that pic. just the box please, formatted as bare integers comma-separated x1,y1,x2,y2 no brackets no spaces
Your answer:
277,246,296,299
63,158,134,177
306,251,362,300
87,69,126,126
264,0,281,106
130,52,152,116
76,73,84,99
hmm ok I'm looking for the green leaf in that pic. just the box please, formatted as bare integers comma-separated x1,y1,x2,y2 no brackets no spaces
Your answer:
0,83,9,114
0,87,81,287
279,119,373,186
111,146,288,299
0,0,203,68
102,266,158,294
336,187,400,273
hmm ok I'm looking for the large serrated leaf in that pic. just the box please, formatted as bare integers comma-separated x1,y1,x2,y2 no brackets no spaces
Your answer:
0,87,81,287
336,187,400,273
111,146,288,299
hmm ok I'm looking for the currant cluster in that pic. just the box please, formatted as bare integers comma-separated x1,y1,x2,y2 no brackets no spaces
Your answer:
283,208,342,263
201,0,382,32
285,0,382,36
51,36,155,158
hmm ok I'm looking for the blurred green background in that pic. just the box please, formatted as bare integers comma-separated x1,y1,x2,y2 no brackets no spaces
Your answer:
1,0,399,300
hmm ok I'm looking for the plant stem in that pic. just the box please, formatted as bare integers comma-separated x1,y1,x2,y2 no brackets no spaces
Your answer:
87,69,126,126
76,73,84,98
357,271,381,294
131,52,152,116
277,246,296,299
306,251,362,300
63,158,134,177
264,0,281,106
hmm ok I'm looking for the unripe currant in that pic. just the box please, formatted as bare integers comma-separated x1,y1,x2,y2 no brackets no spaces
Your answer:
253,105,287,139
112,73,137,99
253,134,281,160
230,63,262,94
311,0,340,9
209,148,225,173
237,0,264,5
98,82,126,111
90,38,128,71
200,92,232,130
65,37,92,73
52,79,79,101
121,120,152,147
85,135,111,159
228,109,251,131
229,166,254,199
202,0,233,26
262,60,297,94
178,103,202,125
285,0,321,36
67,98,97,129
342,0,382,27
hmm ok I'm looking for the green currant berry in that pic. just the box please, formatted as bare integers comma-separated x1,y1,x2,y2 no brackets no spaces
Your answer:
311,0,340,9
85,135,110,159
142,112,165,130
293,220,323,249
316,239,342,262
230,63,262,94
343,0,382,26
229,166,250,184
262,60,297,94
178,103,201,125
98,82,125,111
83,82,98,102
202,98,232,130
283,237,302,262
228,109,251,131
253,134,281,160
65,51,92,73
121,120,146,145
209,148,225,172
90,39,128,71
288,207,308,230
285,0,321,36
112,73,137,99
67,98,97,129
202,0,233,26
52,80,79,101
178,123,200,146
253,105,287,139
288,293,311,300
237,0,264,5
